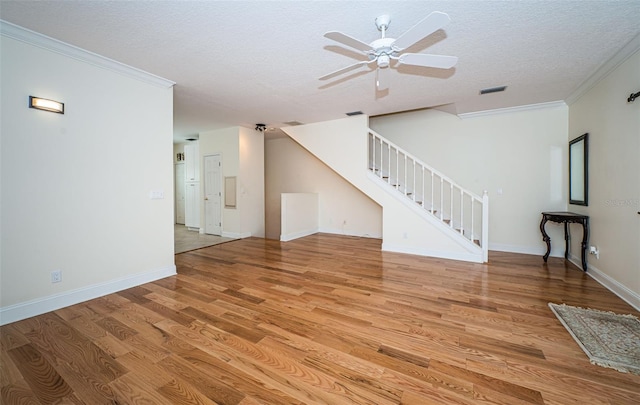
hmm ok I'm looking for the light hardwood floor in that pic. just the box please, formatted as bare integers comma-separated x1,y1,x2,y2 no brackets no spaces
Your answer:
2,234,639,404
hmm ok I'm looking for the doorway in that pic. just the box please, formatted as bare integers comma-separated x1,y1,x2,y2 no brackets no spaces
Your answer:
204,154,222,235
174,162,185,224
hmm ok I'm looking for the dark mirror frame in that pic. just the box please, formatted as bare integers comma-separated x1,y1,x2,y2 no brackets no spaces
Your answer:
569,133,589,206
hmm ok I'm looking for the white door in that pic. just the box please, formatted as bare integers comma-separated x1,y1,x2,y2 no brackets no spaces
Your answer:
174,163,185,224
204,154,222,235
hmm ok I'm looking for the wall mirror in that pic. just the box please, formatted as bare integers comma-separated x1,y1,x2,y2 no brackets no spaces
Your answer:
569,133,588,206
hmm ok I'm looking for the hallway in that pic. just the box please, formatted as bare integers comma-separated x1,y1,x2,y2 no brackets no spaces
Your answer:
174,224,235,254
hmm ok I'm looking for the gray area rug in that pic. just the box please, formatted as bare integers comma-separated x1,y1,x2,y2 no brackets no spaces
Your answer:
549,303,640,375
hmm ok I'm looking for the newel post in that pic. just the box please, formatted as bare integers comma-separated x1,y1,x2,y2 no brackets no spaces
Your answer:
482,190,489,262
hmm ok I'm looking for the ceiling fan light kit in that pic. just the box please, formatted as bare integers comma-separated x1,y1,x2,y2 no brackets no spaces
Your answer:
320,11,458,91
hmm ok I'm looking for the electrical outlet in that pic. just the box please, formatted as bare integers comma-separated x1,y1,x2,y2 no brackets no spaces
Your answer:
51,270,62,283
589,246,600,259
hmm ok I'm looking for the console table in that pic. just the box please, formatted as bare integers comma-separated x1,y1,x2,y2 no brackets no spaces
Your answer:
540,212,589,271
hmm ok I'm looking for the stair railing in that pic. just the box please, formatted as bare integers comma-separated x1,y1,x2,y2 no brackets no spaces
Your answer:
368,129,489,262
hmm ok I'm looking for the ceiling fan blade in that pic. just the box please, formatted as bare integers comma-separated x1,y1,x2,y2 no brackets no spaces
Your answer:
319,60,373,80
376,67,390,91
391,11,451,51
398,53,458,69
324,31,373,53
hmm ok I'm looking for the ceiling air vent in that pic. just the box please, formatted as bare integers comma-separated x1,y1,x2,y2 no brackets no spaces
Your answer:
283,121,304,126
480,86,507,95
346,111,363,116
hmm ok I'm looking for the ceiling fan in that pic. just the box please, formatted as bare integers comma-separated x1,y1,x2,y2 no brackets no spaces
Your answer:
319,12,458,90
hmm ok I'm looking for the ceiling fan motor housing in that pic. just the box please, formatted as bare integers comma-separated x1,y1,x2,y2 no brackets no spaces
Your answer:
370,37,395,68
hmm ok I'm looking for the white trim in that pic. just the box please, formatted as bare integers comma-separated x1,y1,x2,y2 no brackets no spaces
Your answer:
568,254,640,312
566,34,640,105
221,231,251,239
458,101,567,119
0,265,176,326
318,227,382,239
382,243,483,263
280,228,319,242
489,243,564,258
0,20,175,89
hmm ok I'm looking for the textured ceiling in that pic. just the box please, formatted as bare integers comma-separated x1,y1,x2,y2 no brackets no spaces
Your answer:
2,1,640,142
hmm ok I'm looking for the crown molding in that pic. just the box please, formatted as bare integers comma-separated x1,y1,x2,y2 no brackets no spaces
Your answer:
566,33,640,106
0,20,175,89
458,101,567,119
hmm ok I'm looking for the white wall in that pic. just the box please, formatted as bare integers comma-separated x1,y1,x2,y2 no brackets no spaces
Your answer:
265,136,382,240
370,104,569,256
281,193,319,241
199,126,264,239
239,127,265,238
568,48,640,307
0,29,175,324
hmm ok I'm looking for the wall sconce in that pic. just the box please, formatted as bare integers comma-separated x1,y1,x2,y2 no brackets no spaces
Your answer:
29,96,64,114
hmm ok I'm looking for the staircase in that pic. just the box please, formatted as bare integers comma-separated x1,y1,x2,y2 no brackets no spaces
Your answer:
282,115,488,264
368,129,488,262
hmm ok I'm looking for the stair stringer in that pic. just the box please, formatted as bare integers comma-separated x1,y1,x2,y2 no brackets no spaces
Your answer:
281,115,484,263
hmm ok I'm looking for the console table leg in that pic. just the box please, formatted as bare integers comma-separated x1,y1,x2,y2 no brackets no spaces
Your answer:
563,222,570,259
540,216,551,262
580,219,589,272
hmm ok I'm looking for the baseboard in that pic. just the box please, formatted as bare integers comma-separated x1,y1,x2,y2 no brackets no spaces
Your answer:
489,243,564,258
568,254,640,312
317,226,382,239
382,243,483,263
0,265,177,326
221,231,251,239
280,228,319,242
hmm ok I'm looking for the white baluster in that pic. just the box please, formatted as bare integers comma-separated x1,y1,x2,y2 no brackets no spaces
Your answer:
439,176,444,219
460,189,464,236
404,154,407,195
396,149,399,190
471,197,475,243
421,166,425,207
450,183,453,228
412,160,416,201
431,172,435,214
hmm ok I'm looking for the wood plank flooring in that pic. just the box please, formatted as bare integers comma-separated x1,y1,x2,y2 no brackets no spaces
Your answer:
2,234,639,404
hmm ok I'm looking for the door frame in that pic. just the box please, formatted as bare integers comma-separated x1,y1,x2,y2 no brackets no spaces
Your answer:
174,162,185,225
204,153,223,235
